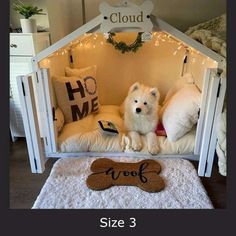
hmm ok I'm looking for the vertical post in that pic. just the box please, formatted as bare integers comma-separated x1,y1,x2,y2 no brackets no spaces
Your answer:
198,70,220,176
205,76,226,177
194,69,211,155
36,69,55,155
41,68,58,153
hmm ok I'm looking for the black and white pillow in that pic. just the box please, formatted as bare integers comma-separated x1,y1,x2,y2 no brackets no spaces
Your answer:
52,65,99,123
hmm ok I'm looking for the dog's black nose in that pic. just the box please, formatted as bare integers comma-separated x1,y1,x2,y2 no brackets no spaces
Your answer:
136,108,142,113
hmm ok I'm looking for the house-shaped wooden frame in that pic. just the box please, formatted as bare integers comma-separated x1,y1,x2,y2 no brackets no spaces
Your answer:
16,2,226,177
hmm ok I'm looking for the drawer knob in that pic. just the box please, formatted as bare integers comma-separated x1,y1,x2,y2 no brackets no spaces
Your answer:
10,44,17,48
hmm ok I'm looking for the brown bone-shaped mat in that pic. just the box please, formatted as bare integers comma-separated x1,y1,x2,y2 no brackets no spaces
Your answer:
86,158,165,193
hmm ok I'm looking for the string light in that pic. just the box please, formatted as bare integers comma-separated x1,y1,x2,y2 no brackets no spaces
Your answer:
103,33,109,39
42,32,214,69
173,50,178,56
177,45,182,50
154,40,159,46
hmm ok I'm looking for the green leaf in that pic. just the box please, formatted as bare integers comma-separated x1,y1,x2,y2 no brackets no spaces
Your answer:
13,0,46,18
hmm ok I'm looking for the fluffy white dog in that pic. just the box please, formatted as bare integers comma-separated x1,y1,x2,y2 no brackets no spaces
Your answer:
122,82,160,155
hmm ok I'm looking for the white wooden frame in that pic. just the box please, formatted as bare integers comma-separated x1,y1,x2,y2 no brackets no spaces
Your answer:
17,74,45,173
17,10,226,177
204,75,226,177
198,70,221,176
194,69,211,155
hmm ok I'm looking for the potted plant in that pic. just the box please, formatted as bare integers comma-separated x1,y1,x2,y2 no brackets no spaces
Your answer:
13,1,46,33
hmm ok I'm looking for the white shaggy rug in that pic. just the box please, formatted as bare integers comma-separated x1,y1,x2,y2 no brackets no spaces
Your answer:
32,157,213,209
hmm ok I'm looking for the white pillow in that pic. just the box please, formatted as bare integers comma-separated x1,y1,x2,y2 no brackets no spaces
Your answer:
65,65,96,77
55,107,65,133
161,84,201,142
162,73,195,105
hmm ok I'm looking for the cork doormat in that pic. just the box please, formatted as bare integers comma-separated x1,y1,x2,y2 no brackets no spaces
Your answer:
32,157,213,209
86,158,165,192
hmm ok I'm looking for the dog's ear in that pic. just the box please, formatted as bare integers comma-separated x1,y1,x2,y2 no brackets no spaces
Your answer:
150,87,160,100
129,82,140,93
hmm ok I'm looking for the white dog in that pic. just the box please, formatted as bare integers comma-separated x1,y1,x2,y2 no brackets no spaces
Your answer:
122,82,160,155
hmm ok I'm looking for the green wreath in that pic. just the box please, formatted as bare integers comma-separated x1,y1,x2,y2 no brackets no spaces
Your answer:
106,32,144,54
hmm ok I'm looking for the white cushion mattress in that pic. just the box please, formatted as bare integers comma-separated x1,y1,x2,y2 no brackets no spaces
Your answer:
58,105,196,154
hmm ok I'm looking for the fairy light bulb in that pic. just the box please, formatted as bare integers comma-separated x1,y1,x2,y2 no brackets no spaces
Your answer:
154,40,159,46
177,45,182,50
103,33,109,39
173,50,178,56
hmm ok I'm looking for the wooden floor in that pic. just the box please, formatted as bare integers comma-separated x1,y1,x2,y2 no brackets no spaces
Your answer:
9,138,227,209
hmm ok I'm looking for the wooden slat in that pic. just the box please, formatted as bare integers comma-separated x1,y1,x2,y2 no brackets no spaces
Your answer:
41,69,58,153
194,69,211,155
205,76,226,177
198,70,220,176
17,75,45,173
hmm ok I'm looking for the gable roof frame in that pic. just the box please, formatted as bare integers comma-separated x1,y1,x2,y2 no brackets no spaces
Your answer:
34,13,224,67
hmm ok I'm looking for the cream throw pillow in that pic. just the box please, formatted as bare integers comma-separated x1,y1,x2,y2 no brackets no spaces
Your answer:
52,65,99,123
161,84,201,142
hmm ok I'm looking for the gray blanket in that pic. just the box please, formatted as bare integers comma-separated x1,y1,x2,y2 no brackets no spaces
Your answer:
185,14,226,176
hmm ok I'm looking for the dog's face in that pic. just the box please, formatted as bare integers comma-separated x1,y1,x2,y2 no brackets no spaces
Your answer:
125,82,160,116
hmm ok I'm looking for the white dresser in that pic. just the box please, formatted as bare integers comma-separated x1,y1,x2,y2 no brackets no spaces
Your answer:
10,32,50,141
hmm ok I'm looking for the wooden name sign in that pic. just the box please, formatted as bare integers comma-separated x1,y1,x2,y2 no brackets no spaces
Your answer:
86,158,165,193
99,0,154,32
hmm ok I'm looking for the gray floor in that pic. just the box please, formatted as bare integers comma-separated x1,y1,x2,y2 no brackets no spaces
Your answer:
9,138,226,209
9,138,58,209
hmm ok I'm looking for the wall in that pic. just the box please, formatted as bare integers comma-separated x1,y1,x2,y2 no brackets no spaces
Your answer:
84,0,226,31
45,0,83,43
39,32,216,105
10,0,226,42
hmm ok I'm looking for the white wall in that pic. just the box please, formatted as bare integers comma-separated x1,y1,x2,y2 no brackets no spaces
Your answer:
46,0,83,43
84,0,226,31
10,0,226,43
